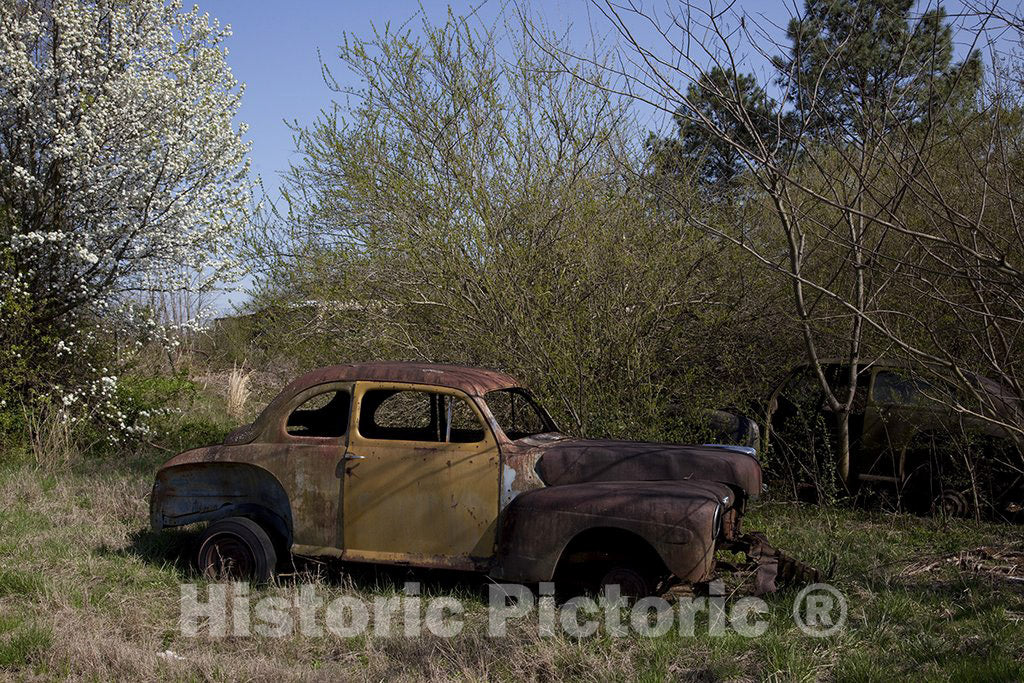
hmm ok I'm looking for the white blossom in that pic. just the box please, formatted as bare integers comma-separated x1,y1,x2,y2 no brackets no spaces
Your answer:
0,0,253,443
0,0,253,311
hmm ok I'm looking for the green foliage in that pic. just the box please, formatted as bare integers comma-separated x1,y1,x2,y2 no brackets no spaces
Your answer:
648,67,779,188
155,408,235,454
0,616,51,670
114,373,198,425
767,398,842,503
0,569,46,598
778,0,981,140
98,371,235,453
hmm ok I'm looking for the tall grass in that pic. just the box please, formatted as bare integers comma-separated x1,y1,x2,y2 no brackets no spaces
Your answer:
23,403,77,471
226,364,251,420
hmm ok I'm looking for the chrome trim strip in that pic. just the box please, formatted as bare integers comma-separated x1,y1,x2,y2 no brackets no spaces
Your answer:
701,443,758,459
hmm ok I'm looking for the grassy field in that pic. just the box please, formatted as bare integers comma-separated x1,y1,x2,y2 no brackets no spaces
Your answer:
0,444,1022,682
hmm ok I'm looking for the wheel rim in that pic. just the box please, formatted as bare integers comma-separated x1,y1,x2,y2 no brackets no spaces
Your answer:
933,489,970,518
200,532,256,579
599,567,650,599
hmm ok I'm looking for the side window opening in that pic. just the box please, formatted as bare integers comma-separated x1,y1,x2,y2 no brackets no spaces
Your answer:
872,370,938,407
443,395,485,443
286,390,351,438
360,389,436,441
359,389,485,443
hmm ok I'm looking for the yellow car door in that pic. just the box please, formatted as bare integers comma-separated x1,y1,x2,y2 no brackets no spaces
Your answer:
340,381,501,570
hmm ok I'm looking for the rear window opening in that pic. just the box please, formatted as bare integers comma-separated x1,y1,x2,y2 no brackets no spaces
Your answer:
286,390,351,438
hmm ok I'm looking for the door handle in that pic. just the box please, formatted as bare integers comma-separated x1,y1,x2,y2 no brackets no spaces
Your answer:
336,452,366,477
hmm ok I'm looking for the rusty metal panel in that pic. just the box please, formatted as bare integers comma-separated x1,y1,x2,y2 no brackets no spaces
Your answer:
151,442,344,549
269,363,521,403
340,381,501,564
153,382,355,548
533,439,762,498
249,442,343,548
491,480,730,583
497,441,547,509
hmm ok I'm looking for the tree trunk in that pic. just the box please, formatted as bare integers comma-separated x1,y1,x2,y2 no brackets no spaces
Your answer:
836,409,852,490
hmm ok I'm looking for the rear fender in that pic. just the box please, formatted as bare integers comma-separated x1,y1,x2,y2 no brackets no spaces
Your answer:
150,462,293,547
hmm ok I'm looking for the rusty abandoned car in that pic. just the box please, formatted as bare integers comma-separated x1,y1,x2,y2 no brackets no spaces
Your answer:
766,361,1024,519
151,362,812,596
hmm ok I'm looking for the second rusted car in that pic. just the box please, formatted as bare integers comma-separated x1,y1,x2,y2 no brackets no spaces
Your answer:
765,361,1024,518
152,363,800,595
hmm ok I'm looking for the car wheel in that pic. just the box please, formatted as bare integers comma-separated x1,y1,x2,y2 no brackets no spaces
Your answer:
197,517,277,582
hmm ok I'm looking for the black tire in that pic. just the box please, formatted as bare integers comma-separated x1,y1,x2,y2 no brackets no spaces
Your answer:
197,517,277,582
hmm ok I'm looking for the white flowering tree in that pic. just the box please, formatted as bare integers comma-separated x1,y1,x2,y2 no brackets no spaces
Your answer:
0,0,251,325
0,0,252,441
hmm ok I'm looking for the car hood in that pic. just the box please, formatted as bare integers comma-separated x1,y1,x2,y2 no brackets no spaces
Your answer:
533,438,762,499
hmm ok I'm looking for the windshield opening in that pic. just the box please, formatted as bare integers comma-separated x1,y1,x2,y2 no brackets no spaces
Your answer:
484,388,557,440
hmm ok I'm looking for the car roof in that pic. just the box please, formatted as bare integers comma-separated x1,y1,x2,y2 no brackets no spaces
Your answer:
781,360,1017,403
285,362,522,397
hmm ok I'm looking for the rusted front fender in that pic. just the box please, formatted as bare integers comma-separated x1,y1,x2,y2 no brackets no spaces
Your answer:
491,480,731,584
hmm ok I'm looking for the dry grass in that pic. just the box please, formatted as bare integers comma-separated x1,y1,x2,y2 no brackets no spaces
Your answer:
0,449,1022,680
0,454,650,681
226,365,252,421
23,404,78,472
194,367,285,423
